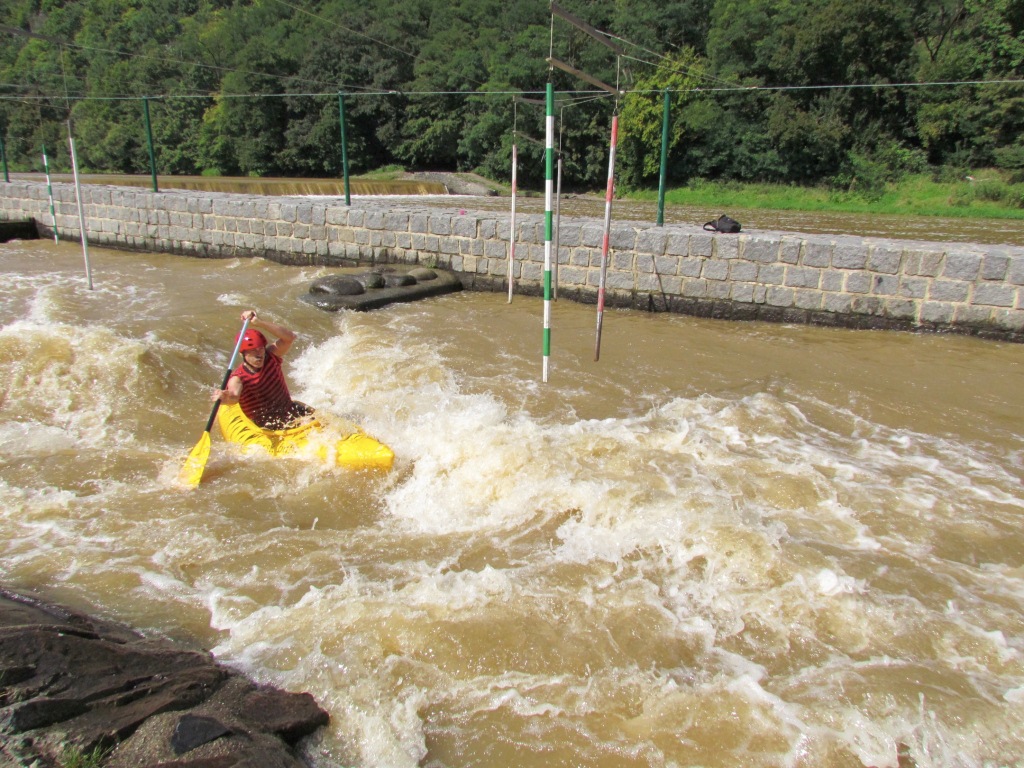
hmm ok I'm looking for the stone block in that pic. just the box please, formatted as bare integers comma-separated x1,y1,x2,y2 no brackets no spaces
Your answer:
930,280,970,302
1007,256,1024,286
636,254,656,273
993,308,1024,331
785,266,821,289
972,283,1016,307
845,272,871,294
556,223,582,247
712,236,739,260
955,305,993,325
581,223,605,248
478,219,498,239
794,289,823,310
766,286,795,307
821,271,844,292
636,230,668,255
729,260,758,282
559,266,588,285
742,237,778,263
679,257,703,277
823,293,854,313
613,251,634,270
682,278,708,297
484,240,507,259
780,237,802,264
607,271,634,290
868,246,902,274
832,244,867,270
898,276,928,299
690,233,714,257
429,216,452,236
731,283,756,303
943,251,982,280
702,259,729,281
884,298,917,320
872,274,899,296
920,301,954,323
708,281,732,299
758,264,784,285
452,217,476,237
982,251,1010,280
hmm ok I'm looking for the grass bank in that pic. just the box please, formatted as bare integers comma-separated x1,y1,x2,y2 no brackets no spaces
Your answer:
627,172,1024,219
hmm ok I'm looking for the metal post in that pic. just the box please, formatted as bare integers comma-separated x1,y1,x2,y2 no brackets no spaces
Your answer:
42,145,59,243
657,89,670,227
67,121,94,290
338,93,351,206
594,115,618,361
507,143,518,302
542,82,554,382
143,97,159,193
0,133,8,182
553,153,562,301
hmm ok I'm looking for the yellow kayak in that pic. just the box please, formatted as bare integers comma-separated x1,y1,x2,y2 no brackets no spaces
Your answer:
217,403,394,470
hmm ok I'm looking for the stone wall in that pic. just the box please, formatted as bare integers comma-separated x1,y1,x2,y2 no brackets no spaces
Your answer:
3,180,1024,341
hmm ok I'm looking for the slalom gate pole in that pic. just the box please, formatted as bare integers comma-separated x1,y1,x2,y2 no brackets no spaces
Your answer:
42,145,58,243
338,93,351,206
657,89,670,227
507,142,518,302
0,134,8,182
542,81,554,382
143,97,159,193
553,152,562,301
593,114,618,361
67,122,93,290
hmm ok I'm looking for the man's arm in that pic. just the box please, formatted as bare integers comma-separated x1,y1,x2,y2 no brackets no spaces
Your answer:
213,374,243,404
243,310,296,357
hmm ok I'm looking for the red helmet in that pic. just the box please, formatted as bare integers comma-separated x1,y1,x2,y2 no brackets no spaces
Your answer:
237,329,267,352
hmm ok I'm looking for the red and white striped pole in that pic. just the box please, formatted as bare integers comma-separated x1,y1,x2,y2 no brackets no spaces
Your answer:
594,114,618,361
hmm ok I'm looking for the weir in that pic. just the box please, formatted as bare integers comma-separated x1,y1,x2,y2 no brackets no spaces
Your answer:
2,180,1023,342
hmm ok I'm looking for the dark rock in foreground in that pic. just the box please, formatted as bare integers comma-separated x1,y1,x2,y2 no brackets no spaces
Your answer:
0,588,328,768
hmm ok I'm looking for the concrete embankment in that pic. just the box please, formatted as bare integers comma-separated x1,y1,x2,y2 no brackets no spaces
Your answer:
2,181,1023,341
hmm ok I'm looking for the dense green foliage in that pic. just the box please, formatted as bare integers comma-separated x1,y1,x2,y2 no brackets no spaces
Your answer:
2,0,1023,193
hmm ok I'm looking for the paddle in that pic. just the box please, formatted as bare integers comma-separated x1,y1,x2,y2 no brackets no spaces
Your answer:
179,317,250,487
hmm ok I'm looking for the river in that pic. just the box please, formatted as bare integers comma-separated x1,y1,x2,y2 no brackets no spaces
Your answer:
1,237,1022,767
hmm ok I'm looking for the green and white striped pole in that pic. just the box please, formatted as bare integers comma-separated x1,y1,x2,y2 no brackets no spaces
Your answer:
42,145,58,243
542,81,554,382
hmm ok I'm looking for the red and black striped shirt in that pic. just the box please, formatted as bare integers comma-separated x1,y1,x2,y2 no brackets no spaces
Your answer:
233,353,303,428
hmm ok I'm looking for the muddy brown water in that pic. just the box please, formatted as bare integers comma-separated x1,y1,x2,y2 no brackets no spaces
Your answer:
1,189,1023,767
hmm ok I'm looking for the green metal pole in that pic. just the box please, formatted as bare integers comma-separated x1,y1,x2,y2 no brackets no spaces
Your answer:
143,97,159,193
338,92,351,206
0,133,9,182
656,88,670,227
542,81,554,382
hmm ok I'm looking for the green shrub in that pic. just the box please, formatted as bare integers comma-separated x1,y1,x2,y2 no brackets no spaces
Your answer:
60,745,109,768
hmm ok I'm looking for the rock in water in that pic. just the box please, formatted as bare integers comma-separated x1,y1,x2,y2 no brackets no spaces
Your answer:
0,587,329,767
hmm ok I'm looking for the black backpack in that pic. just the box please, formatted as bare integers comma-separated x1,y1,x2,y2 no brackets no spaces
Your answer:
703,214,741,233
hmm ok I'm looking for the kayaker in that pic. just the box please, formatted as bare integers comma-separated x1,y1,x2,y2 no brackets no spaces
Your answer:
212,309,313,429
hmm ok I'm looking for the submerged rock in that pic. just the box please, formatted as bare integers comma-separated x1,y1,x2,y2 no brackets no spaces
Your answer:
0,588,328,768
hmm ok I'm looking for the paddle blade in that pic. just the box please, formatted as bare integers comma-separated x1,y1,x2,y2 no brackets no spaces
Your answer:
180,430,212,488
